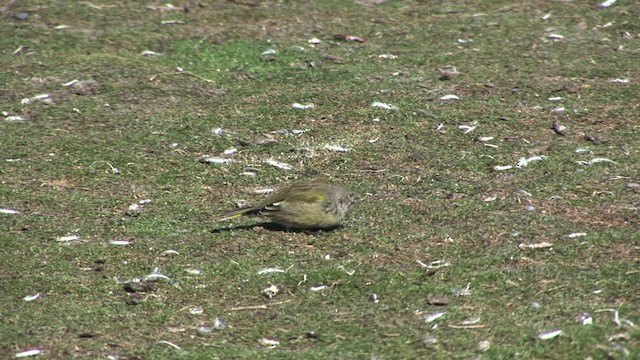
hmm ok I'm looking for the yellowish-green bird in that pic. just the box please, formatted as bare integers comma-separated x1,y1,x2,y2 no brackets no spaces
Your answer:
218,179,355,230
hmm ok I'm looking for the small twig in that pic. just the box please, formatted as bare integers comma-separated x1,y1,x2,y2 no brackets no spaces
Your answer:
229,299,292,311
448,324,486,329
155,340,183,353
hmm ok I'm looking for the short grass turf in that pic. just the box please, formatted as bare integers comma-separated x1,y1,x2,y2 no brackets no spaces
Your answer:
1,0,639,359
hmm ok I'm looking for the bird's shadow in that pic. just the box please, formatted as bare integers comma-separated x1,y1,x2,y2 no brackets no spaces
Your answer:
210,221,343,234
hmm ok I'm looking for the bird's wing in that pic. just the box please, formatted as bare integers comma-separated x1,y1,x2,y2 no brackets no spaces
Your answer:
257,184,328,215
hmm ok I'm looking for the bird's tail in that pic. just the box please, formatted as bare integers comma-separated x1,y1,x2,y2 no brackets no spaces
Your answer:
217,207,258,222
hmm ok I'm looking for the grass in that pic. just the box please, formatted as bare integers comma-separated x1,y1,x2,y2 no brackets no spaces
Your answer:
1,0,639,359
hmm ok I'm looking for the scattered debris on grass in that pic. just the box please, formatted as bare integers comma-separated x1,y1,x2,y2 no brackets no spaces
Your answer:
109,239,131,246
421,334,438,345
161,250,180,256
531,302,542,309
21,94,53,105
154,340,185,354
144,268,173,283
262,284,283,299
125,199,152,217
160,20,185,25
223,147,237,155
495,155,547,171
4,114,26,122
608,78,629,83
199,156,235,165
257,267,286,275
477,136,494,142
338,265,355,276
551,121,567,135
232,300,300,312
425,312,446,323
23,293,41,302
439,66,459,80
576,313,593,325
334,34,365,42
440,94,459,101
258,338,280,348
519,242,553,250
213,317,227,330
259,48,277,61
370,293,379,303
141,50,161,56
416,259,450,269
378,54,398,59
309,285,327,292
242,167,259,177
596,308,637,328
62,79,79,87
598,0,617,8
196,325,213,336
577,158,617,165
371,101,398,110
186,268,202,275
458,124,476,133
230,304,268,311
537,329,562,340
56,234,80,244
483,195,497,202
15,349,44,358
567,232,587,238
478,340,491,351
0,208,21,214
273,128,310,136
291,102,315,109
460,316,482,325
147,3,180,10
492,165,513,171
213,127,225,136
452,283,472,296
189,306,204,315
517,156,546,168
264,159,293,170
323,144,352,152
89,160,120,174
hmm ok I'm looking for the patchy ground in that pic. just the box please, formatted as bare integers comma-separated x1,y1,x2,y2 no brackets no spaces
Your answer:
1,0,638,359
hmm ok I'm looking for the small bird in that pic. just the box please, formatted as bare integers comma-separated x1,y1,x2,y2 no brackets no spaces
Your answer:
218,179,355,230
